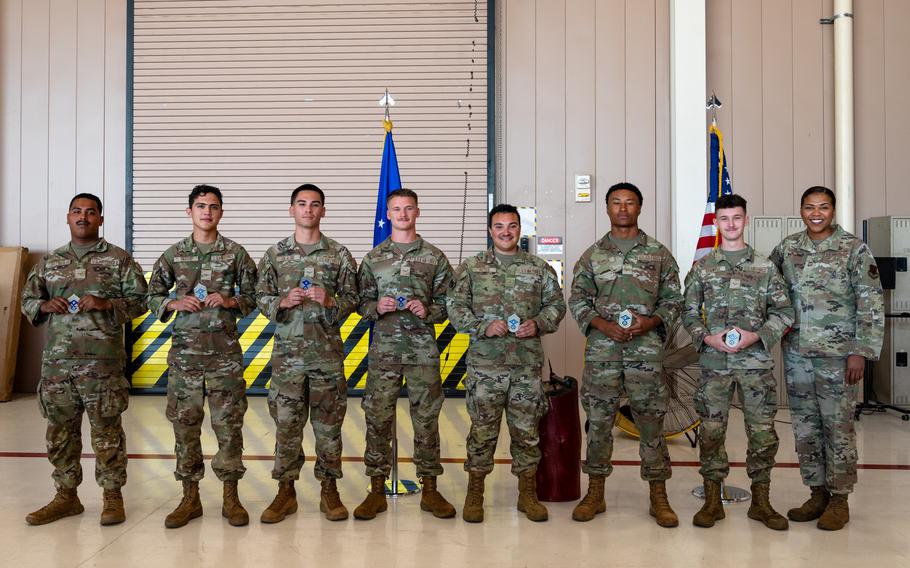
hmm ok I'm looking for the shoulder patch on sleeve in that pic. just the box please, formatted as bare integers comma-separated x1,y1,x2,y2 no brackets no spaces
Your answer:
869,263,879,279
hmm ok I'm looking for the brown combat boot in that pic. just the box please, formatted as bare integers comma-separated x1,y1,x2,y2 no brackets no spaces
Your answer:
748,482,788,530
420,477,456,518
648,480,679,528
517,470,548,522
787,486,830,522
222,480,249,526
353,476,388,520
817,494,850,531
692,479,725,528
462,472,486,523
25,488,84,526
260,480,297,524
572,475,606,522
319,478,349,521
165,480,203,528
100,488,126,526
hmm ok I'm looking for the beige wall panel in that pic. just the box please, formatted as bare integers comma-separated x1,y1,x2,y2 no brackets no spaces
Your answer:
624,0,656,235
534,0,567,374
853,0,886,222
503,0,535,203
791,0,827,200
105,0,134,247
563,0,596,379
654,0,671,248
883,0,910,216
706,0,732,155
593,0,626,236
48,0,78,248
761,0,795,213
20,0,50,253
76,0,107,205
821,0,835,191
1,0,23,246
728,0,764,211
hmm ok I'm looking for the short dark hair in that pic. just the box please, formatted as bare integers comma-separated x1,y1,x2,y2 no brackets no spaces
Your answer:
291,183,324,205
188,184,222,207
715,193,747,213
800,185,836,208
488,203,520,228
387,187,418,206
69,193,103,214
605,182,643,206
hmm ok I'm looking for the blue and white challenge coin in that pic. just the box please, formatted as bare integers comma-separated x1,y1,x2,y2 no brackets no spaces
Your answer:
396,296,407,310
67,294,80,314
193,283,208,301
507,314,521,333
618,309,634,329
724,329,741,348
300,278,311,290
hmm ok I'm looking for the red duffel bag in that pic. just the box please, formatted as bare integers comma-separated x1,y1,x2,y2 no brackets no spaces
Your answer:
535,365,581,502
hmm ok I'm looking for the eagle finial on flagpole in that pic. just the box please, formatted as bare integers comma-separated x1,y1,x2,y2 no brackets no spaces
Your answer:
706,91,722,126
379,88,396,132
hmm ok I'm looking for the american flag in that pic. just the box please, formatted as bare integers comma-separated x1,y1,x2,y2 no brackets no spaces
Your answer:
693,123,734,262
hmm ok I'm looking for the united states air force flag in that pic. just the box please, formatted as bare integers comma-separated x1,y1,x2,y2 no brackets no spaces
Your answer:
694,123,734,262
373,118,401,247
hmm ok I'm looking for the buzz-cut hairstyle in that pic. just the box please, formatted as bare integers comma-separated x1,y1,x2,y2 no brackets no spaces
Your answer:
188,184,223,208
488,203,520,228
800,185,836,209
387,187,418,206
715,193,748,214
605,182,643,206
291,183,324,205
69,193,103,214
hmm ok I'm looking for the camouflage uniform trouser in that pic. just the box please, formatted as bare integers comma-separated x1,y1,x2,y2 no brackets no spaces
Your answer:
362,361,444,478
694,368,779,483
464,365,549,476
268,364,347,481
37,359,130,490
581,361,671,481
784,349,857,494
166,356,247,482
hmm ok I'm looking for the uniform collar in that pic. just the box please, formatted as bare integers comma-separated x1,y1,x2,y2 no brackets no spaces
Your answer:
599,229,649,253
278,233,329,255
177,232,226,254
482,248,531,265
709,244,754,268
378,235,425,256
796,224,844,253
60,238,108,257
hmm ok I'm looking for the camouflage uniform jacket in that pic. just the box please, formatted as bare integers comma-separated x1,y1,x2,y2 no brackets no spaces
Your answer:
357,236,453,365
569,230,683,362
21,239,148,360
146,233,258,357
770,225,884,360
256,234,359,369
683,246,795,370
447,249,566,367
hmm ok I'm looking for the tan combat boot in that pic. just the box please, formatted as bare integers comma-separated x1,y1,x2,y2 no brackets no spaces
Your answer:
319,478,349,521
747,482,788,530
692,479,725,528
817,494,850,531
165,480,203,528
648,480,679,528
420,477,456,518
100,488,126,526
25,488,84,526
787,486,830,522
353,475,387,520
462,472,486,523
222,480,249,526
572,475,606,522
517,470,548,522
260,480,297,524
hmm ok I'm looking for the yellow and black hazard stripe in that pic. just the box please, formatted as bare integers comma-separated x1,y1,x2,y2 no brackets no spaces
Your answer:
129,310,470,396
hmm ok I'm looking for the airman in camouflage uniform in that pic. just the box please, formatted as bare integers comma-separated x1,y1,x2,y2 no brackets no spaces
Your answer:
21,193,148,526
770,186,884,531
447,204,566,523
569,182,683,526
146,185,258,528
257,184,359,522
355,188,456,520
682,194,794,530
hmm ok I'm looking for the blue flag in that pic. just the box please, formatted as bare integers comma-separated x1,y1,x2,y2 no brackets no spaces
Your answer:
373,125,401,246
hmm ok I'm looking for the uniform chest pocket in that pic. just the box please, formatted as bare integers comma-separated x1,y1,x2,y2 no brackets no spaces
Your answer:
210,262,235,289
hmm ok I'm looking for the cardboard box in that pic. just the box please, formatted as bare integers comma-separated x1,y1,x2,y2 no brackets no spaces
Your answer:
0,247,28,401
